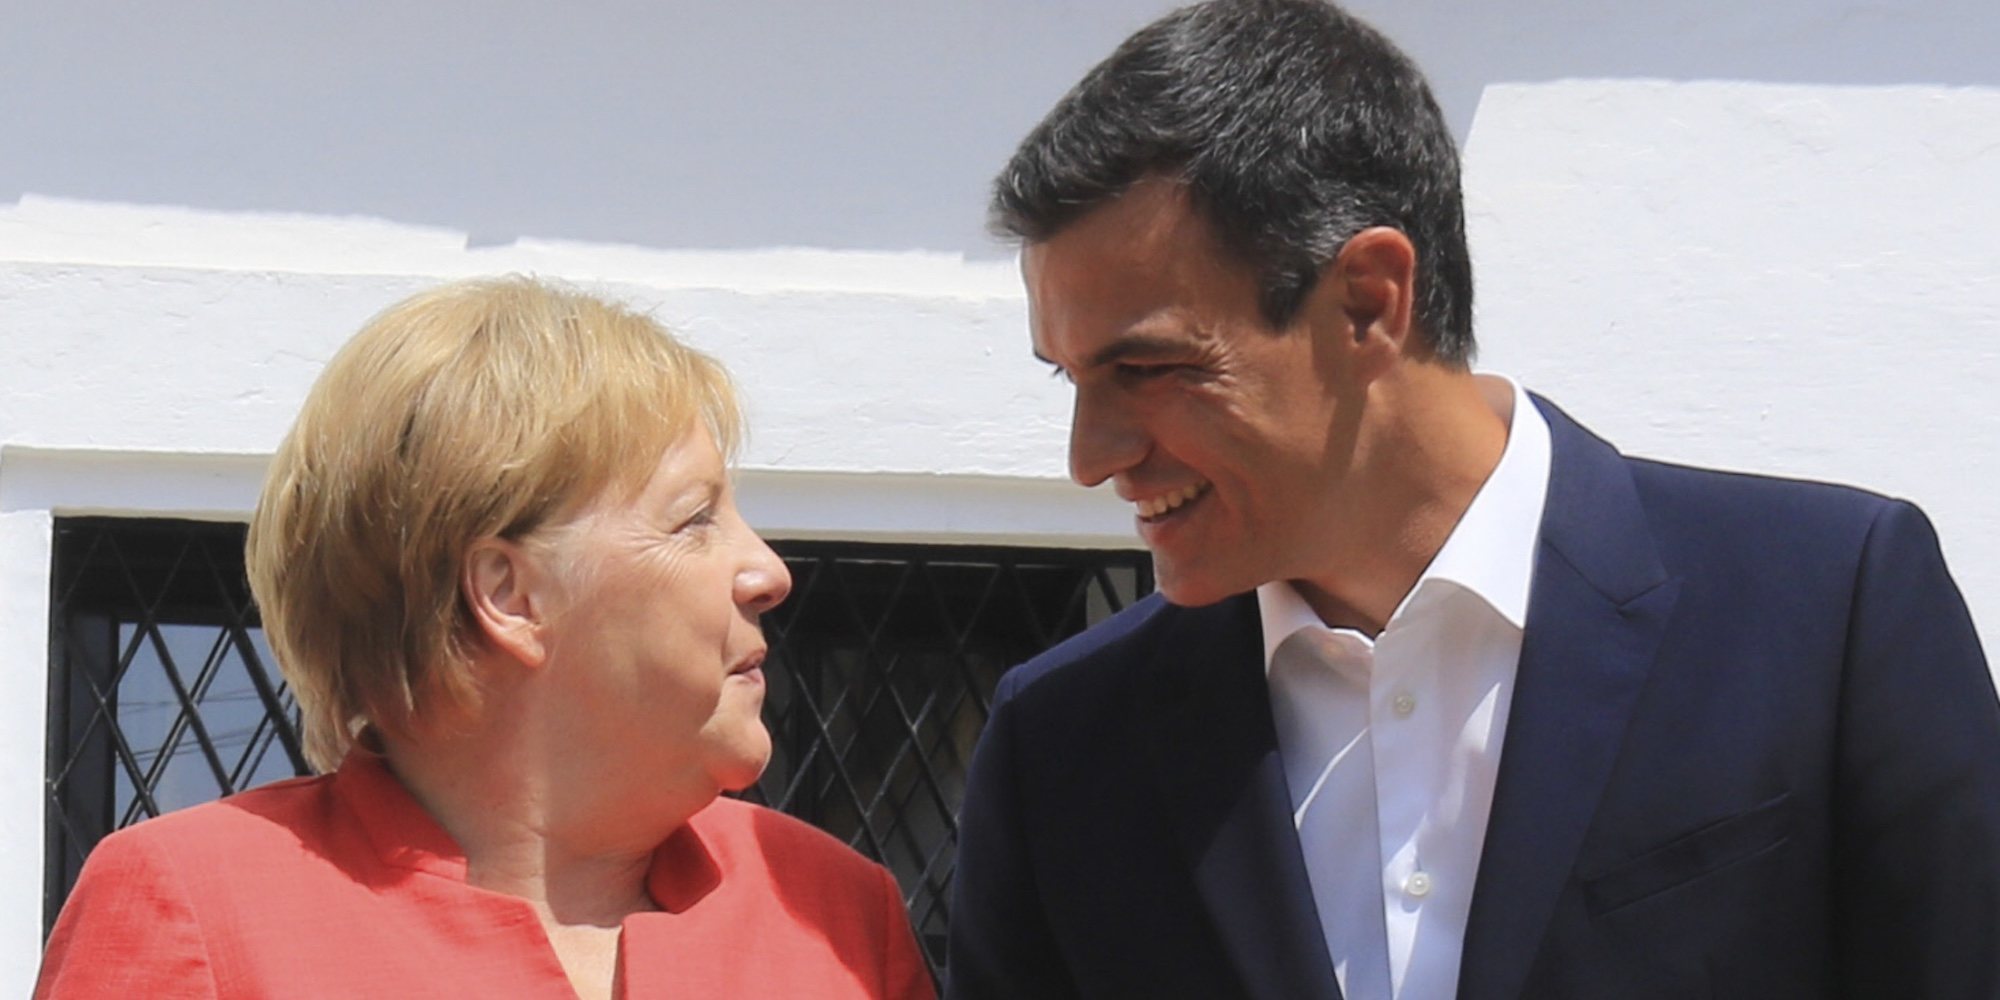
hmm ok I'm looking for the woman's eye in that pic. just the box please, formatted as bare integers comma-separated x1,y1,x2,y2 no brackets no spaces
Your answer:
678,508,718,533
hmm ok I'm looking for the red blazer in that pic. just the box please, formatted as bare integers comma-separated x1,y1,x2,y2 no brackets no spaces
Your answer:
37,753,935,999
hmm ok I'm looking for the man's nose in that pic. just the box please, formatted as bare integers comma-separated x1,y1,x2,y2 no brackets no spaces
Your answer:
1067,386,1145,488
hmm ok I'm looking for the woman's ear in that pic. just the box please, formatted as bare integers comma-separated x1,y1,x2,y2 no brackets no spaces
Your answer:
461,537,553,669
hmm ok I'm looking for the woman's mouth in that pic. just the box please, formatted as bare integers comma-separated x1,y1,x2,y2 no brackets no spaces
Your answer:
729,651,767,683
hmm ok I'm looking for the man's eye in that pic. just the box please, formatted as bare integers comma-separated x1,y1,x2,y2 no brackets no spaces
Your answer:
1046,366,1073,384
1115,363,1181,379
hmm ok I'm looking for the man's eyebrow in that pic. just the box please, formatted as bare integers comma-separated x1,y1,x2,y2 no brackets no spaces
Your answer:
1035,333,1201,371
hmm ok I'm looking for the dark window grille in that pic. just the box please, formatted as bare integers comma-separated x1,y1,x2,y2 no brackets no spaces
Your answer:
45,519,306,936
742,540,1150,977
46,517,1150,984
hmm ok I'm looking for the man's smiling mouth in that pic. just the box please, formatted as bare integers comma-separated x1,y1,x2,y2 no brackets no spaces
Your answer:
1136,482,1211,522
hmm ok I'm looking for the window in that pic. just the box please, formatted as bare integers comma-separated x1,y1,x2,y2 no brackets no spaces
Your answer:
46,518,1151,982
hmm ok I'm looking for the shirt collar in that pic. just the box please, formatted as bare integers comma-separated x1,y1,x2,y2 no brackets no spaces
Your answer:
1258,373,1552,666
1259,571,1333,669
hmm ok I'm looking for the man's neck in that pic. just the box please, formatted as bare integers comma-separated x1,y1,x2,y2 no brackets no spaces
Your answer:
1291,367,1509,635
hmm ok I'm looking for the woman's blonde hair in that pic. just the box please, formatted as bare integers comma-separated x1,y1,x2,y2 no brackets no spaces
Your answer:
246,277,740,772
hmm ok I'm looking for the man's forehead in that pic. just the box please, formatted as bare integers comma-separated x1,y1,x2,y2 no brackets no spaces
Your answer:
1028,247,1254,362
1031,181,1196,265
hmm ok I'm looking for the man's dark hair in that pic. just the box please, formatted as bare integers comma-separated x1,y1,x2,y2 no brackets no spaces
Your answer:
992,0,1475,365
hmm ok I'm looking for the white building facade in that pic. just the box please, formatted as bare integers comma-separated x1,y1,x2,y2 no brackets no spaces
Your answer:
4,0,1999,989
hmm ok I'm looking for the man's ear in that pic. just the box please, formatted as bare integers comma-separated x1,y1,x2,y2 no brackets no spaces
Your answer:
1312,226,1418,377
462,537,554,669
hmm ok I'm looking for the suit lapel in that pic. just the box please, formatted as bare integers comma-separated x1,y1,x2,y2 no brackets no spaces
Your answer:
1458,398,1681,1000
1143,594,1344,1000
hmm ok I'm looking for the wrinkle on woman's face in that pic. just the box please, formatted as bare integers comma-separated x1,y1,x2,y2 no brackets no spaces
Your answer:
525,429,792,826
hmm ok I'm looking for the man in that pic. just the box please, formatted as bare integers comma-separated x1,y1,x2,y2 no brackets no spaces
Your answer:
946,2,2000,998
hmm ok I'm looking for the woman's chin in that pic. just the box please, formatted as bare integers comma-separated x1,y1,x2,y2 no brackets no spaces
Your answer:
710,727,773,794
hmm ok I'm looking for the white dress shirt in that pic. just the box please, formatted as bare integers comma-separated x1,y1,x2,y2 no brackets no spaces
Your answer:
1260,375,1551,1000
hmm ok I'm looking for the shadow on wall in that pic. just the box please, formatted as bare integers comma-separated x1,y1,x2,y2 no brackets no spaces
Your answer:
1349,0,1999,140
0,0,1169,258
3,0,1994,257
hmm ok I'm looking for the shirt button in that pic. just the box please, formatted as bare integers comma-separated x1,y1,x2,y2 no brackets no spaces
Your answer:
1405,871,1433,899
1392,692,1417,717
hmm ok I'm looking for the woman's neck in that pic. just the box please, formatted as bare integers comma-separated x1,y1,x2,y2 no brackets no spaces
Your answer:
379,711,670,927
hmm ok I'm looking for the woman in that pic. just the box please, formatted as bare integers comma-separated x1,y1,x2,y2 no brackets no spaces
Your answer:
37,278,935,999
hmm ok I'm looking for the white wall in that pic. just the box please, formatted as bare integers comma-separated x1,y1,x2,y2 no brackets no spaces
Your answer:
1463,80,2000,639
5,0,2000,990
0,0,1180,257
8,0,1991,258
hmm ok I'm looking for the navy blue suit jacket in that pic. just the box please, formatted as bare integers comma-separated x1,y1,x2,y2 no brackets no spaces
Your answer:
946,398,2000,999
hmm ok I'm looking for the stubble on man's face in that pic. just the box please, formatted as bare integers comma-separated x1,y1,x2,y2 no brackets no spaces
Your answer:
1023,179,1355,607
